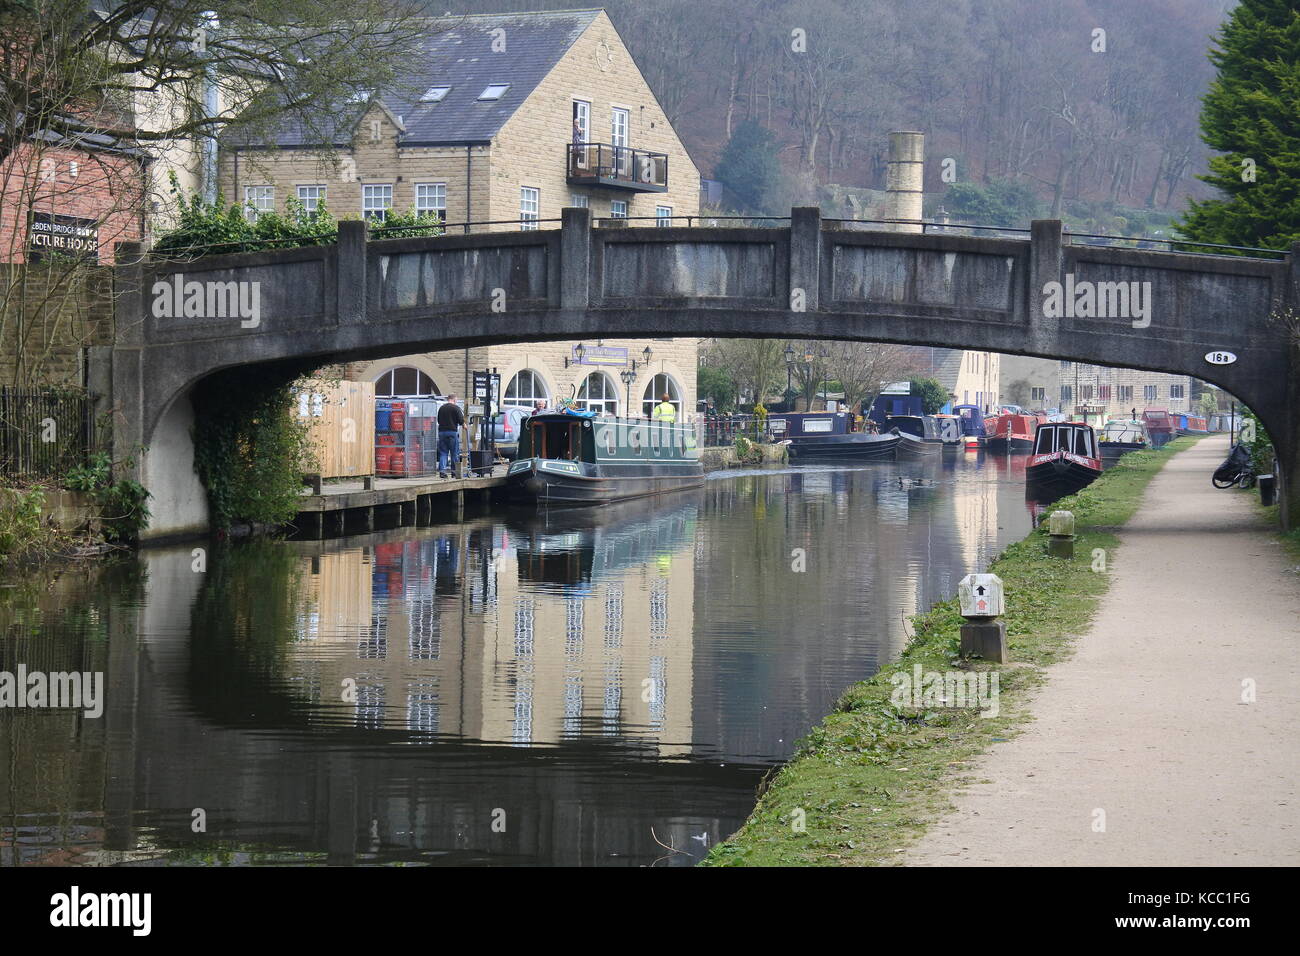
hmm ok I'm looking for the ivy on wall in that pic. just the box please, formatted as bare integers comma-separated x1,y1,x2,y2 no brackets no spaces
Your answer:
191,363,318,531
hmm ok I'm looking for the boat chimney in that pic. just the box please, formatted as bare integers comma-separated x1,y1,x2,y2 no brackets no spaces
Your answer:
884,130,924,234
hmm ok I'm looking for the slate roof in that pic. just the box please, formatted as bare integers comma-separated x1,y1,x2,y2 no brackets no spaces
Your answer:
237,9,602,149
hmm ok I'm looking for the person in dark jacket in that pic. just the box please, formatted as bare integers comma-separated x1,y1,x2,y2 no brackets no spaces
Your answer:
437,396,465,477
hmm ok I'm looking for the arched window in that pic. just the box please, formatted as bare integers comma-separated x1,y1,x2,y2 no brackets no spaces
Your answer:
641,373,681,418
375,366,438,397
577,371,619,415
504,369,549,408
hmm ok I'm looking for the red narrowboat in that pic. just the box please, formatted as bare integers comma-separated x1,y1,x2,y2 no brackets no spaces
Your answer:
985,412,1038,453
1026,421,1103,496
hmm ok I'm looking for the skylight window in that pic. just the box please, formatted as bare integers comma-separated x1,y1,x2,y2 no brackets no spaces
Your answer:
420,86,451,103
478,84,509,101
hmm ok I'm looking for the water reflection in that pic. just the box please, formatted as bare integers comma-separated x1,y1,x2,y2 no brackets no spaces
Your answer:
1,453,1035,866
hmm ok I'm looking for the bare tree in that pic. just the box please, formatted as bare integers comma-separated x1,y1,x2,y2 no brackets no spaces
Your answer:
822,341,917,411
1,0,433,170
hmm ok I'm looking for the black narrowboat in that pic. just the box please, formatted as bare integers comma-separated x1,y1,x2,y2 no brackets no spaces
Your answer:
1026,421,1103,496
504,412,704,505
768,411,899,462
886,415,944,457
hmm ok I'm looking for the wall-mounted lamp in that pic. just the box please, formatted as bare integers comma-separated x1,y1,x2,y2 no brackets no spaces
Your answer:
565,343,588,368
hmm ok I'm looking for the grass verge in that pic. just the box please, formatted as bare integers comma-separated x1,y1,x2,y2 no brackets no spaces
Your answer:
702,435,1202,867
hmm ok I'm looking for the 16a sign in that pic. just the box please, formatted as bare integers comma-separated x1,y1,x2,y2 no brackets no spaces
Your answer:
27,212,99,263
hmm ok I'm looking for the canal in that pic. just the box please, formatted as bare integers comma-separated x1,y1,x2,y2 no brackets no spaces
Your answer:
1,453,1038,866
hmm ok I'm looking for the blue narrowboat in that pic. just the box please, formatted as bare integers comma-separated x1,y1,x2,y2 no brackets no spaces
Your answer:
768,411,899,462
950,404,989,448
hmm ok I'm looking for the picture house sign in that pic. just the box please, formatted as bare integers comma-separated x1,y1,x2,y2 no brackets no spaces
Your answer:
27,212,99,263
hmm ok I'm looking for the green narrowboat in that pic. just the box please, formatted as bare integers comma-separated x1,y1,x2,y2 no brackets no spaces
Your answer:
505,412,705,505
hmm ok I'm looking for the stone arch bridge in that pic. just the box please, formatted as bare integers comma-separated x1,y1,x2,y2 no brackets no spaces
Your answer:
109,208,1300,539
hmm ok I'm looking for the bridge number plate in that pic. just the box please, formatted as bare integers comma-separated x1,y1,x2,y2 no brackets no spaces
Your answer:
1204,351,1237,365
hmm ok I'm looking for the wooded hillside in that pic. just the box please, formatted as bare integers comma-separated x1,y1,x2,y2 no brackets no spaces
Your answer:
449,0,1231,216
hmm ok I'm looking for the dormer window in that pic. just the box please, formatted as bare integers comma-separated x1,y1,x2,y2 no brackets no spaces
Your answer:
478,83,509,101
420,86,451,103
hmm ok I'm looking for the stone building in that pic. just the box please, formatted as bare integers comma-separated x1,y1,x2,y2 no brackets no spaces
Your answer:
217,9,702,418
905,347,1002,414
989,355,1195,420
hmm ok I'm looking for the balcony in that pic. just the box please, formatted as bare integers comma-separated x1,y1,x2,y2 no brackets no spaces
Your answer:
567,143,668,192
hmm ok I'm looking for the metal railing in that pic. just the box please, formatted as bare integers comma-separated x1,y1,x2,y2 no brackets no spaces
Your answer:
567,143,669,190
700,413,772,448
147,212,1293,262
0,386,100,481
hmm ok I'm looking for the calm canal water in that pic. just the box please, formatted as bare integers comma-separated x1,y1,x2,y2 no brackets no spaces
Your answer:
2,452,1038,866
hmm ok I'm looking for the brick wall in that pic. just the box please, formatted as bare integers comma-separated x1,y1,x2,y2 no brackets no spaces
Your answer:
1,143,145,266
0,264,114,386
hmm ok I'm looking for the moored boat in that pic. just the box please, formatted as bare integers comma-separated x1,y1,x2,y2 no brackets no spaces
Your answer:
985,412,1038,453
1176,414,1209,436
950,404,988,449
1026,421,1103,496
933,414,964,450
1142,409,1177,447
769,411,900,462
886,415,943,457
505,412,703,505
1098,418,1150,460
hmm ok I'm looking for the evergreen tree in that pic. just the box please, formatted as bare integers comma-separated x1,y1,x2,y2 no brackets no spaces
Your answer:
910,378,949,415
1178,0,1300,250
714,120,781,215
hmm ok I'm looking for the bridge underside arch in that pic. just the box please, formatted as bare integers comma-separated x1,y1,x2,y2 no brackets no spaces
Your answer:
112,211,1300,537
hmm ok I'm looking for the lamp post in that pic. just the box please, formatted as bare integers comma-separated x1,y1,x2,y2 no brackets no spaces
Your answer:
784,344,795,402
802,349,814,411
620,361,637,417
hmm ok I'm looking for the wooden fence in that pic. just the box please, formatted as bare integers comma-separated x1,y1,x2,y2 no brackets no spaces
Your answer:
295,380,376,479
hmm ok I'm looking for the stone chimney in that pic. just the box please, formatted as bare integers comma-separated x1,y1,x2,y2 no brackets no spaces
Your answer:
883,131,924,233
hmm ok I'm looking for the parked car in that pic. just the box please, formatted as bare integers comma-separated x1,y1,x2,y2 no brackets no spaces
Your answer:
488,405,532,459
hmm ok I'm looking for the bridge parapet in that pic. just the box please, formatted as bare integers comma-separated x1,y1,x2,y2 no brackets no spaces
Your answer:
109,208,1300,537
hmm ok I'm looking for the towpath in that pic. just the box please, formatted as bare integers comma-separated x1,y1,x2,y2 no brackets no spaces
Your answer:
903,435,1300,865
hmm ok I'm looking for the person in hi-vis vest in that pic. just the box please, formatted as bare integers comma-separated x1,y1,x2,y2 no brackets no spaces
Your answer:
652,393,677,423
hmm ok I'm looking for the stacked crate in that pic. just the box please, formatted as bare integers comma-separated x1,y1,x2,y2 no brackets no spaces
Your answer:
375,399,442,477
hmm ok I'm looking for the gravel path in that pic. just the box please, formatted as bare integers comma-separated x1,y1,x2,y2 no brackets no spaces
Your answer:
903,436,1300,866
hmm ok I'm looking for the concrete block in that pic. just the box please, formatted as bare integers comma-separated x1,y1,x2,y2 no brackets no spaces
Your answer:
960,619,1008,663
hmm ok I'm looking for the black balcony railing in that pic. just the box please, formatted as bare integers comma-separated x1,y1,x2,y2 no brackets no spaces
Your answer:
567,143,668,192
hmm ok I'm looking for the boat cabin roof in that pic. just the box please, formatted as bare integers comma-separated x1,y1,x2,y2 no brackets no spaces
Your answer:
768,412,850,437
519,413,698,463
1101,419,1148,439
1034,421,1098,457
887,415,941,440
